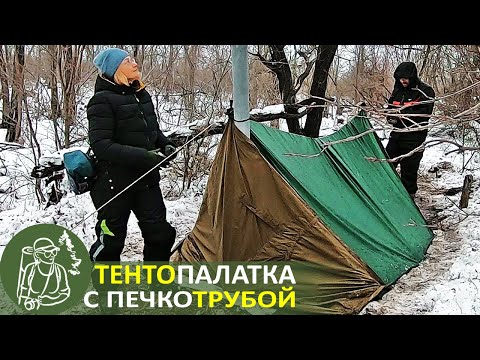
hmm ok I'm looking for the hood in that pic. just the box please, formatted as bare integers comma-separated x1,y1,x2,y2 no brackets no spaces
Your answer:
394,62,418,79
393,61,419,88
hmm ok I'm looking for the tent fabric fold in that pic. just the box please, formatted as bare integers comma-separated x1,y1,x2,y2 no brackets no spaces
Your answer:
250,117,434,285
177,116,433,314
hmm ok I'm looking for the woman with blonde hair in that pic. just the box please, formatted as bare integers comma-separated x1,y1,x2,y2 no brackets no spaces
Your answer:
87,47,177,270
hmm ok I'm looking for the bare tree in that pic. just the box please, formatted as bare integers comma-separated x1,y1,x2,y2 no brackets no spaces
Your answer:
252,45,303,134
1,44,478,209
57,45,86,148
47,45,62,150
0,46,26,143
0,46,12,138
12,45,25,143
303,45,337,137
251,45,337,137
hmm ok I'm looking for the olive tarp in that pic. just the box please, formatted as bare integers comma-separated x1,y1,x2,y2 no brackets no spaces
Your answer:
176,115,434,314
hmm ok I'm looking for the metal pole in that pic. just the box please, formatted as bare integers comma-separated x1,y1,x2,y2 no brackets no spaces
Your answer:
231,45,250,138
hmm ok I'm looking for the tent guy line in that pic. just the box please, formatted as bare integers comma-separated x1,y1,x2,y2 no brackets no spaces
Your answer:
71,121,220,231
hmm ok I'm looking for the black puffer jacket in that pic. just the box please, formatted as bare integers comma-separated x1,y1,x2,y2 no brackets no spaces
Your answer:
388,62,435,139
87,75,174,191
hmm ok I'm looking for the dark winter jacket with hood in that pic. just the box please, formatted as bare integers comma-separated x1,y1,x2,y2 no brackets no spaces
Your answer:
87,75,175,191
388,61,435,140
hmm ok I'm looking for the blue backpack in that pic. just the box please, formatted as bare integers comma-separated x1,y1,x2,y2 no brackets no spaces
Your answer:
63,149,97,195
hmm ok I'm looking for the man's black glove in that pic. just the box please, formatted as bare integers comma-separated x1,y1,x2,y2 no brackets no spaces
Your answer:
387,116,397,125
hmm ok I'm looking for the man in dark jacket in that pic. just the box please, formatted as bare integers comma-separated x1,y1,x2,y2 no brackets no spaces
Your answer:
385,61,435,198
87,47,177,269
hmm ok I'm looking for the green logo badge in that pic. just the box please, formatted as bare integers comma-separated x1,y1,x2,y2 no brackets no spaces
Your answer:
0,224,91,314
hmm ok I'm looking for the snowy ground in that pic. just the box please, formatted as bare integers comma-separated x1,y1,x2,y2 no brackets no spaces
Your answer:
361,141,480,315
0,173,205,261
1,115,479,315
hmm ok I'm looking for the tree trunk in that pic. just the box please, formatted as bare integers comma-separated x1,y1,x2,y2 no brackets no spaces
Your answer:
269,45,300,134
48,45,61,120
48,45,61,150
61,45,76,148
0,46,11,134
166,45,176,99
354,45,365,104
56,44,85,149
11,45,25,143
23,95,46,203
459,174,473,209
304,45,337,138
183,45,198,121
133,45,145,70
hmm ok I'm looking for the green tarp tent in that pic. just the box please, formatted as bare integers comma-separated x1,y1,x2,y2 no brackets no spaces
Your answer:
176,115,434,314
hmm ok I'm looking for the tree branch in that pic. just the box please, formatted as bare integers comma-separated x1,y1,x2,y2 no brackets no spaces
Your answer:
293,52,315,95
167,122,226,146
249,107,311,122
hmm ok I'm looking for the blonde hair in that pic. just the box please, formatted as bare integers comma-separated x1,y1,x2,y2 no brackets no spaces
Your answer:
113,68,146,91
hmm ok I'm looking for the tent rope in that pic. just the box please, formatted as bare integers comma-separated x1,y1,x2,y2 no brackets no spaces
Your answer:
72,121,220,230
